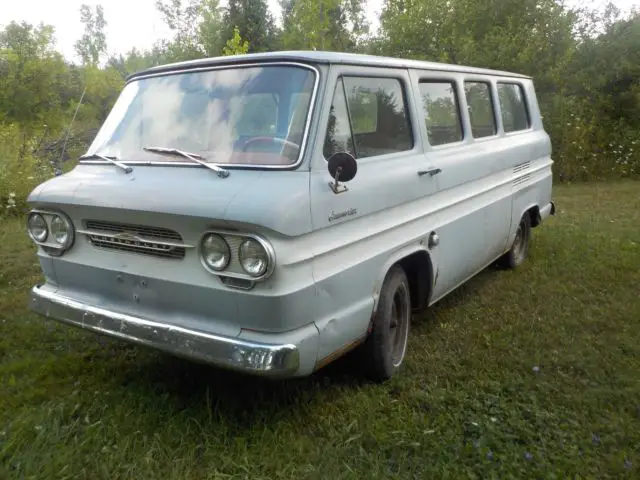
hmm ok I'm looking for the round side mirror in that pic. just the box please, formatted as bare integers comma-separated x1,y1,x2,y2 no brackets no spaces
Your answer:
327,152,357,183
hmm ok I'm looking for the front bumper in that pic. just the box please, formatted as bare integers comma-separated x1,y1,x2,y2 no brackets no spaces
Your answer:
29,285,301,377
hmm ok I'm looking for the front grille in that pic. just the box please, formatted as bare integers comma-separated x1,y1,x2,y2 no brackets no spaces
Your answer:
82,220,187,259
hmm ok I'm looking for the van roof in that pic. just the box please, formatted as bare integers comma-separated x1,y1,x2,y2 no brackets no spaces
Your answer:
128,50,531,81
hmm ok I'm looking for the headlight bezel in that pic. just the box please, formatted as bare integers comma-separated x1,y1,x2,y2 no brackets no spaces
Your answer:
198,229,275,282
26,209,75,256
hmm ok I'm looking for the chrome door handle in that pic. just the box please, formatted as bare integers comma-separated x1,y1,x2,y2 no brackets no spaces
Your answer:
417,167,442,177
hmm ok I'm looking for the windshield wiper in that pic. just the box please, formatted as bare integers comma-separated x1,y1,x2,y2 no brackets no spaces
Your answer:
143,146,230,178
79,153,133,174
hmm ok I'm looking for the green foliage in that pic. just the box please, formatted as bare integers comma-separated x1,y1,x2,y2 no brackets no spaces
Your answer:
222,0,279,53
198,0,225,56
280,0,369,51
0,22,69,132
222,26,249,56
156,0,207,61
107,46,169,77
378,0,639,181
74,4,108,66
0,125,55,216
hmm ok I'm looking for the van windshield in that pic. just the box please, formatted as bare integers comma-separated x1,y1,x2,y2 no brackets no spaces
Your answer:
85,64,316,166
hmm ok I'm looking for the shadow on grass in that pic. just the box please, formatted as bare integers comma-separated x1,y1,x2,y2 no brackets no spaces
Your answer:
84,263,506,424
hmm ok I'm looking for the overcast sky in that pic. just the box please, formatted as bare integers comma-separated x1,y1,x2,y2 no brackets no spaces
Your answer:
1,0,637,62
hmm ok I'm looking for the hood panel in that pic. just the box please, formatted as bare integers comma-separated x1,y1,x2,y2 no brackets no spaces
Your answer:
28,164,312,237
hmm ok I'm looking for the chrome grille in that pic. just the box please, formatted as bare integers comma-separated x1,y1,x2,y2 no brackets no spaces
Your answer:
82,220,187,259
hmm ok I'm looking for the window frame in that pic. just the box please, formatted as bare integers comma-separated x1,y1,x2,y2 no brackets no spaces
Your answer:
496,81,532,135
321,71,417,162
463,79,498,140
82,61,321,171
417,78,466,148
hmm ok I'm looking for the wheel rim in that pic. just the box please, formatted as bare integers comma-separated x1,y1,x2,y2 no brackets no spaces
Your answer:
389,284,410,368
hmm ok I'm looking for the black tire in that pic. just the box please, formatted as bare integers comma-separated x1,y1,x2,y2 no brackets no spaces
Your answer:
500,213,531,269
360,265,411,382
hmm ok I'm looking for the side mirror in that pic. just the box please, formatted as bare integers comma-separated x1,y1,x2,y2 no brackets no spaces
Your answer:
327,152,357,194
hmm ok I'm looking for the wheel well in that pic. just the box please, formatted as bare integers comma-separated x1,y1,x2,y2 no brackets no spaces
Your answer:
397,251,433,311
527,206,541,228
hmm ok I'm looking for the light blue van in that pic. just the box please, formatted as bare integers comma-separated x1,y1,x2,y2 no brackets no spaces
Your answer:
26,51,555,381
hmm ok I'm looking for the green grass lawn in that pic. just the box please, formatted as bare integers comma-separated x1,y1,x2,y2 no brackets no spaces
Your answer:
1,181,639,479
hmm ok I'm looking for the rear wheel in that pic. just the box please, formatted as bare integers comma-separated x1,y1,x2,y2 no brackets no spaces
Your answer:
360,265,411,382
500,213,531,269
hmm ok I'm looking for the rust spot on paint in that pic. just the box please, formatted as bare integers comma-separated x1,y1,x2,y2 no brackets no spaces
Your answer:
313,336,366,372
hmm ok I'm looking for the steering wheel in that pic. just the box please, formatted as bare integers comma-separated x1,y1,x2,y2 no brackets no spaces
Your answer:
241,136,301,152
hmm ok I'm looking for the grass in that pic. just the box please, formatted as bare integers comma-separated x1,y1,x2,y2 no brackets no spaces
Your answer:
1,181,639,479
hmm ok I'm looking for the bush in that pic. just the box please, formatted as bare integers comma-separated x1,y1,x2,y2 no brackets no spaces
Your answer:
0,124,56,217
541,94,640,182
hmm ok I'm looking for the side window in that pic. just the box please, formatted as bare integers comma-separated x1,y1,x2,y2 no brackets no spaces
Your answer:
419,81,463,146
324,76,413,159
464,81,496,138
497,83,530,132
348,91,378,134
323,78,355,158
343,77,413,158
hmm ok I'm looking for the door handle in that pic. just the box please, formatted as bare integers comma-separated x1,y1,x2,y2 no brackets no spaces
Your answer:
417,167,442,177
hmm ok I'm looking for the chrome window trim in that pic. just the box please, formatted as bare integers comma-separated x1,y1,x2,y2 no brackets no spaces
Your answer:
198,229,276,282
79,61,321,172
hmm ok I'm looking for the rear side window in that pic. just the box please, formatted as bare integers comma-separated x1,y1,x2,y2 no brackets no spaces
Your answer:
464,81,496,138
419,81,463,146
324,76,413,159
497,83,530,132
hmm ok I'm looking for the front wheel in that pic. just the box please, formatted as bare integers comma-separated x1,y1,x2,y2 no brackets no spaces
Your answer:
360,265,411,382
500,213,531,269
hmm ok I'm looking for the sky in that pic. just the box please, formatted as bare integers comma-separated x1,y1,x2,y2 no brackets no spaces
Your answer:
1,0,637,63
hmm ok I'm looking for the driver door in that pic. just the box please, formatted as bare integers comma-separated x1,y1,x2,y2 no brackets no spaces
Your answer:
308,65,438,361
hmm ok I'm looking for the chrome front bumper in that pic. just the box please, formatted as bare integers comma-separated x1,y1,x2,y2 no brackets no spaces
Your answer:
29,285,300,377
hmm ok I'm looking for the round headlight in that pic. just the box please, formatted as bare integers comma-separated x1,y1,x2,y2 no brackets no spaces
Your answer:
50,215,72,246
27,213,48,242
239,238,269,277
201,234,230,271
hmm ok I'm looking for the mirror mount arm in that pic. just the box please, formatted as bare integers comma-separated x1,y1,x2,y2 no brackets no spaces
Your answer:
329,166,349,194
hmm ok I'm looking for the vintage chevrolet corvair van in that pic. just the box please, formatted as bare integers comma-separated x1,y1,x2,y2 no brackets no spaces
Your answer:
26,51,555,381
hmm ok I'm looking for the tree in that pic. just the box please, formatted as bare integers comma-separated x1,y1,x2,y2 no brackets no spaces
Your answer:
280,0,368,51
569,9,640,126
198,0,225,56
107,45,169,77
156,0,205,60
155,0,226,60
74,4,108,66
222,26,249,55
222,0,278,53
0,21,70,133
379,0,576,84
